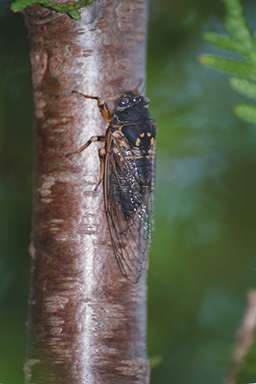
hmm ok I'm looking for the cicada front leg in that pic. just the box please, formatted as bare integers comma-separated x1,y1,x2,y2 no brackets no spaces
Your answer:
71,91,112,123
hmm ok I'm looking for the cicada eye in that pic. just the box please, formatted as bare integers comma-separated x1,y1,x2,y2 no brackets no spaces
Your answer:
133,97,137,102
120,96,130,106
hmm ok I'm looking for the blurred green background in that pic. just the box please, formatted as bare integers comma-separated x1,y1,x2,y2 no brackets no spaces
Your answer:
1,0,256,383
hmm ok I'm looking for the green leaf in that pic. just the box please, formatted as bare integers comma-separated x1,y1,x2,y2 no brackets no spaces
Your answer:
11,0,35,11
68,9,81,19
234,104,256,124
11,0,94,18
230,77,256,100
199,55,256,79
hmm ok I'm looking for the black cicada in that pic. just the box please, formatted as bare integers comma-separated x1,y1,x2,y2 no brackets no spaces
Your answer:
68,90,156,282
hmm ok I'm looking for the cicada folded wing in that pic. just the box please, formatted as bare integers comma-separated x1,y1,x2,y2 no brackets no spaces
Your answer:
104,133,155,283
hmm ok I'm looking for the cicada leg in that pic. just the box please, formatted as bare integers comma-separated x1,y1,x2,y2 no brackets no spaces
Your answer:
94,148,106,191
66,135,106,157
72,90,112,122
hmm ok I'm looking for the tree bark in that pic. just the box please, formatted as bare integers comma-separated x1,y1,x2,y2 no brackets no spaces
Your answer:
23,1,149,383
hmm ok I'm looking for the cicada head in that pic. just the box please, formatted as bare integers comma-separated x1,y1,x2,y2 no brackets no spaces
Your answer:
116,92,149,111
114,92,150,123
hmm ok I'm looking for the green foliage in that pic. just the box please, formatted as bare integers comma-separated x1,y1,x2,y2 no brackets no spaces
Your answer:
201,0,256,124
11,0,95,20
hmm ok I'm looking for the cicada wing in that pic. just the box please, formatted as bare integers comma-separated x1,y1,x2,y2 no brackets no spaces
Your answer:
104,136,155,283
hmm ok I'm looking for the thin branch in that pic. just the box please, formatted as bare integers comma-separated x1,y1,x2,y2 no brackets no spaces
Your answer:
225,290,256,384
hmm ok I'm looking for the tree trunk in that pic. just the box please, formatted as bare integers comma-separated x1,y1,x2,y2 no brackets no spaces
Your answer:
23,1,149,383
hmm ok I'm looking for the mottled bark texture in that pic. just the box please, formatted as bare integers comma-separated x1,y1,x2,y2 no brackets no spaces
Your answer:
24,1,149,383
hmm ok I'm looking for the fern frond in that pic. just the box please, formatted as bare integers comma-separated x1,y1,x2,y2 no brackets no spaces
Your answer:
204,32,250,56
234,104,256,123
230,78,256,100
201,0,256,125
200,55,256,79
224,0,252,48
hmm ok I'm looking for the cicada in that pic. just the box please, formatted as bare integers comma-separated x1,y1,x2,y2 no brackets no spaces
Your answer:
68,90,156,282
